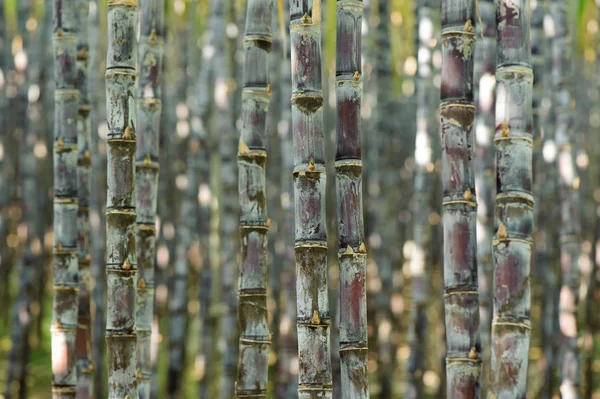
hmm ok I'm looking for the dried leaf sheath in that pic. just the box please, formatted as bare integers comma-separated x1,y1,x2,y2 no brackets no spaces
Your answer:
550,0,581,396
74,0,93,396
52,0,80,397
135,0,163,397
335,1,369,398
489,0,534,396
290,1,333,398
236,0,273,396
105,1,138,397
440,0,482,395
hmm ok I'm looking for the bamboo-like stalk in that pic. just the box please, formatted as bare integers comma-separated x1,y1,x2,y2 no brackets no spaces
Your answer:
334,1,368,398
473,0,495,382
277,1,299,396
74,0,93,396
407,1,438,396
440,0,481,394
489,0,534,395
550,0,581,396
236,0,273,396
135,0,163,397
105,0,138,397
290,1,333,398
167,7,193,396
52,0,80,396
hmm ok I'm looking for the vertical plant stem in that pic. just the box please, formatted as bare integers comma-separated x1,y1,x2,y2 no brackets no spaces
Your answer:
104,0,138,397
473,0,495,386
236,0,273,396
440,0,482,394
489,0,534,395
277,1,299,397
75,0,94,396
136,0,164,397
334,1,369,398
550,0,582,396
52,0,80,396
290,1,333,398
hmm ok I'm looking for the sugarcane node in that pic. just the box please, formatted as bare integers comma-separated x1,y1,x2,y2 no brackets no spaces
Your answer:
56,242,63,252
501,121,510,137
123,125,132,140
77,47,88,61
57,28,63,37
464,19,473,33
358,242,366,253
266,218,271,229
239,141,250,155
301,13,311,24
343,245,354,255
83,150,91,165
149,28,157,42
123,258,132,271
85,254,91,263
267,84,271,94
497,221,507,239
353,71,360,81
56,138,64,149
468,347,478,359
311,310,321,325
88,364,95,372
463,187,473,201
308,158,317,171
138,277,146,290
144,153,152,166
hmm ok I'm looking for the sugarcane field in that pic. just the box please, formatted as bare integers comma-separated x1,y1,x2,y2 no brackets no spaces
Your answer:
2,0,600,397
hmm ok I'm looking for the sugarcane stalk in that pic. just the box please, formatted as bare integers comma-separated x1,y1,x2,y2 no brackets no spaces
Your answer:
473,0,495,385
489,0,534,395
440,0,482,394
135,0,163,397
334,1,369,398
52,0,80,396
105,0,138,397
236,0,273,396
550,0,581,396
290,1,333,398
74,0,94,396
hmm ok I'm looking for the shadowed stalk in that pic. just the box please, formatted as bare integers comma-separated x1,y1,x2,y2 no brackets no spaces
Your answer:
236,0,273,395
104,0,138,397
276,2,299,396
440,0,482,394
335,1,369,398
473,0,495,386
135,0,164,397
290,1,333,398
51,0,80,396
550,0,582,396
74,0,94,396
